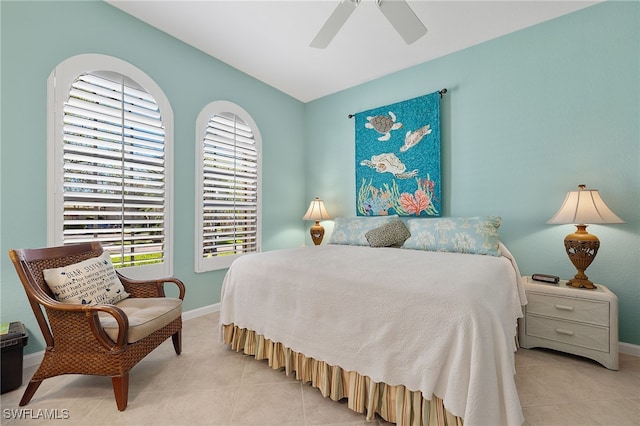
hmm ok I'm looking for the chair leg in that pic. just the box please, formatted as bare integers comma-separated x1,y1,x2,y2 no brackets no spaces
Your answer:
172,330,182,355
112,373,129,411
19,380,43,406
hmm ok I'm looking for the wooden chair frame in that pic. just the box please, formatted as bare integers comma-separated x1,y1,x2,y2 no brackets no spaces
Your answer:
8,242,186,411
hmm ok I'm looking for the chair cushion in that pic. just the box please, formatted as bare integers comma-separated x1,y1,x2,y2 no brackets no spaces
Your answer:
98,298,182,343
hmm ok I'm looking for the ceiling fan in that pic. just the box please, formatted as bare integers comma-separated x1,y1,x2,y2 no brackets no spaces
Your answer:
310,0,427,49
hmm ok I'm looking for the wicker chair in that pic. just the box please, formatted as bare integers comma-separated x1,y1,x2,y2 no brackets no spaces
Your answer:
8,242,185,411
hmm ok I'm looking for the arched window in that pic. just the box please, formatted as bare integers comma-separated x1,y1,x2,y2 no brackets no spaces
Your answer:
195,101,262,272
48,54,174,279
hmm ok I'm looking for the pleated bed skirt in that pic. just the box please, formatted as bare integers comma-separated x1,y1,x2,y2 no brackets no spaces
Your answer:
222,323,463,426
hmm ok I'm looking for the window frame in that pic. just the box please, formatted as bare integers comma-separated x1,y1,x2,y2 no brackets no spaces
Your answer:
47,54,174,279
195,101,262,272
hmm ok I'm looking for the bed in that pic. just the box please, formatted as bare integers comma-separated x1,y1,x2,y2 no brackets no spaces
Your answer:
220,216,527,426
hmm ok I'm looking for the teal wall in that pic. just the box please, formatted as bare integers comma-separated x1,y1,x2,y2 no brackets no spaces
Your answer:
0,1,306,354
304,1,639,345
1,0,638,356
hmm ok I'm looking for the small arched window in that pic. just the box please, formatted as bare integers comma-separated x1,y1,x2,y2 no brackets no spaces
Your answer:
48,54,173,279
195,101,262,272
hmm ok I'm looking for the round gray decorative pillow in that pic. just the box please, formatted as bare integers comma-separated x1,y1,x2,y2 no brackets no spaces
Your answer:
365,220,411,248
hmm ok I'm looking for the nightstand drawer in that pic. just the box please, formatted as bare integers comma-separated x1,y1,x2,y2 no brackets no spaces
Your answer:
526,315,609,352
526,292,609,326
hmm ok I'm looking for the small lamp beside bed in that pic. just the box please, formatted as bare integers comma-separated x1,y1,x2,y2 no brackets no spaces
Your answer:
547,184,624,289
303,197,331,245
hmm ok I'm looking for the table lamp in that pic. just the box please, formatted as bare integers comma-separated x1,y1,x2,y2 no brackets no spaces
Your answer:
303,197,331,245
547,184,624,289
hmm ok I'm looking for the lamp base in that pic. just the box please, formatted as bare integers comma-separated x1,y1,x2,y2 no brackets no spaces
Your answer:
310,222,325,245
564,225,599,290
567,277,597,289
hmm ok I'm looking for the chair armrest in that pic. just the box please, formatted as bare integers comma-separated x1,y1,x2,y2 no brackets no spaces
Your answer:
84,304,129,349
34,298,130,350
116,272,186,300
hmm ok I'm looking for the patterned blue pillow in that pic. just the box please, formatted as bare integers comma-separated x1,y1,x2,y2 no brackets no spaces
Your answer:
329,215,399,246
402,216,502,256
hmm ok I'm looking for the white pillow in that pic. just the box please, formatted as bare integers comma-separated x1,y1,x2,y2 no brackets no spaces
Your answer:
43,251,129,305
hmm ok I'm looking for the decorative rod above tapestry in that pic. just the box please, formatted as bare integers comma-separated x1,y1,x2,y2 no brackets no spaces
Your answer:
347,88,447,119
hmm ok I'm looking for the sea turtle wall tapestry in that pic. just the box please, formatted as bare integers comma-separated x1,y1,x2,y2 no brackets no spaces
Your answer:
355,91,441,217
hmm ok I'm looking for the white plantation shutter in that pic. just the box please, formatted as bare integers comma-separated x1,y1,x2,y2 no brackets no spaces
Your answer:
196,102,261,272
49,55,173,278
62,73,165,267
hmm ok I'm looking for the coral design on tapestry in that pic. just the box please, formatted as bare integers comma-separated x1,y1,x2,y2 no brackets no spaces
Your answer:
355,92,441,216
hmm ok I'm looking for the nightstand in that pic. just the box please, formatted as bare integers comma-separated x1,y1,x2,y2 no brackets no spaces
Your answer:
519,276,619,370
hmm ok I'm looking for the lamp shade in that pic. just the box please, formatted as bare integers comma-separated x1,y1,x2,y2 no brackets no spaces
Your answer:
547,185,624,225
303,197,331,221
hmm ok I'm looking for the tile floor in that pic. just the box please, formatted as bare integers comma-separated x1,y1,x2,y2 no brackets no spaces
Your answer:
1,312,638,425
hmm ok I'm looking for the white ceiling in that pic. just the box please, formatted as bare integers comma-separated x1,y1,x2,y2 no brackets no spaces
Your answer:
106,0,600,103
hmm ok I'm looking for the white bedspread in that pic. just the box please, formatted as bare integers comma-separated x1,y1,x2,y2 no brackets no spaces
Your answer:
220,243,526,426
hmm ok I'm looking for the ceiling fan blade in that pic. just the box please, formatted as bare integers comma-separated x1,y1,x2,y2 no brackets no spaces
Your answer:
377,0,427,45
310,0,359,49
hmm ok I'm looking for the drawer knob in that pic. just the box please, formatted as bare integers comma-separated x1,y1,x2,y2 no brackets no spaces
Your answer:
555,328,575,336
555,304,575,312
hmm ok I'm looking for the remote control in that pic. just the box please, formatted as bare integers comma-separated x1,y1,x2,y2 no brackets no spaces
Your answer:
531,273,559,284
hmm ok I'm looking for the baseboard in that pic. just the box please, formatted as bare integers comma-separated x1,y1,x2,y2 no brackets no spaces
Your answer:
182,302,220,321
22,303,221,369
619,341,640,357
23,350,44,370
